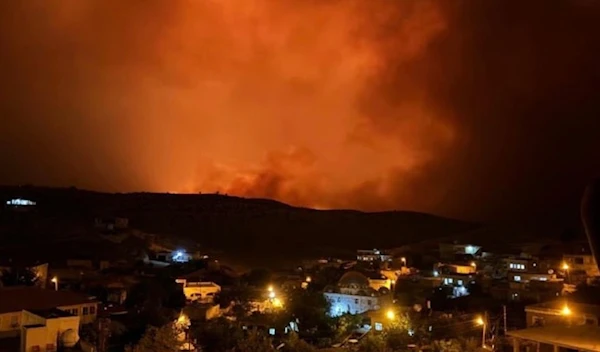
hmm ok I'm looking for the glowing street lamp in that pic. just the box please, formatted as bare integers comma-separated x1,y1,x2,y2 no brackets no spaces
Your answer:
562,263,570,283
268,285,274,293
401,257,407,266
305,276,312,283
51,277,58,291
386,310,396,320
476,316,486,347
176,312,191,330
561,304,572,316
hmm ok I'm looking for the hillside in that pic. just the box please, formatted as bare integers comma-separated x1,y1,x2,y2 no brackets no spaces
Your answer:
0,186,480,263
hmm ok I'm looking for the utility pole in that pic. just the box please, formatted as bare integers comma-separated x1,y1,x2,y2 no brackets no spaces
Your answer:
482,312,487,348
503,305,508,334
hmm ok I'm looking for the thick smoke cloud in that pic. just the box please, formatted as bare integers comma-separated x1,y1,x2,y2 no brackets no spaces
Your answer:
1,0,599,223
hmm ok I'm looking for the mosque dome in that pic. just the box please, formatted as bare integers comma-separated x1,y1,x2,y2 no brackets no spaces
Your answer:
338,271,370,288
61,329,79,348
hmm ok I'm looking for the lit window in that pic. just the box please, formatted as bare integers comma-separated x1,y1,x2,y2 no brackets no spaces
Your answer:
514,276,521,282
457,280,463,286
375,322,383,331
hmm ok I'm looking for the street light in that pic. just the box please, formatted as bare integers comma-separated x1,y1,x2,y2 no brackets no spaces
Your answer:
305,276,312,283
476,316,486,347
562,263,570,283
51,277,58,291
401,257,407,267
561,304,572,316
386,309,395,320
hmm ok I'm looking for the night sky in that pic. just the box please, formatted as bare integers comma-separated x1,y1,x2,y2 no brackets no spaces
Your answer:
1,0,599,224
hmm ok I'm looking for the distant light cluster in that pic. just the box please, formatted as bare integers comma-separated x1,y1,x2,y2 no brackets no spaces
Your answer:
6,198,36,206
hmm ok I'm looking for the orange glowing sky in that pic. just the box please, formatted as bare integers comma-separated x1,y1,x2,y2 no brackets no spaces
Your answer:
1,0,600,221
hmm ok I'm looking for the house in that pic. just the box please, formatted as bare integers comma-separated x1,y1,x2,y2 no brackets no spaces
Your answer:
148,250,193,266
504,257,531,272
507,325,600,352
176,279,221,303
338,271,391,294
0,287,98,338
563,254,600,278
324,291,388,317
365,273,392,292
65,259,111,271
434,262,477,276
357,249,392,263
505,280,564,303
5,198,36,212
323,271,392,317
439,273,474,298
525,301,600,328
439,243,481,261
20,308,80,352
508,271,558,283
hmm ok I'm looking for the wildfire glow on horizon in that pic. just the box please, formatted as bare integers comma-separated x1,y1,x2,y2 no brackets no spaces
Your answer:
1,0,599,221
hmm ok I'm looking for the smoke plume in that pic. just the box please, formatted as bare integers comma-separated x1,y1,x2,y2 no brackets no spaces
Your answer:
1,0,599,222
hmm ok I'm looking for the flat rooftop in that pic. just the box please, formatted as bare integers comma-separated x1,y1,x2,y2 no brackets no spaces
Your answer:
507,325,600,351
526,301,600,317
0,287,96,314
28,308,73,319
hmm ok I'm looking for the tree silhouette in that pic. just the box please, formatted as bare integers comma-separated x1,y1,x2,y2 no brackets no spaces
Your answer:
125,325,180,352
0,267,38,287
233,330,274,352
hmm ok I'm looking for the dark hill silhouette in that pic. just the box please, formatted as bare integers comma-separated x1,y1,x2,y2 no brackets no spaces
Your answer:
0,186,480,263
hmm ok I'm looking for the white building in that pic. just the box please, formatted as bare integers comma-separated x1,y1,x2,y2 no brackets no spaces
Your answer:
324,292,384,317
509,272,559,283
324,270,392,317
176,279,221,303
357,249,392,263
